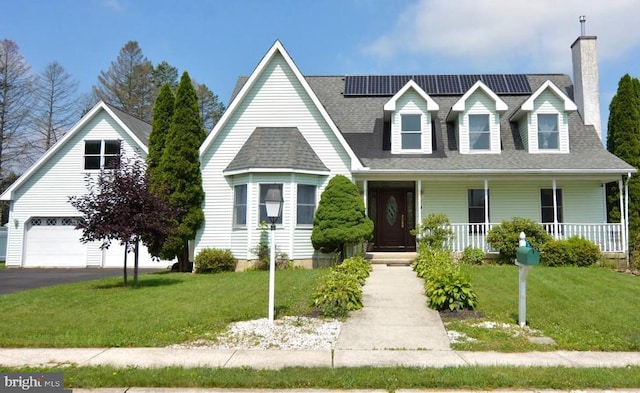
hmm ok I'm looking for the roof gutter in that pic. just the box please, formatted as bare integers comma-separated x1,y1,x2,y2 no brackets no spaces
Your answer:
351,168,637,175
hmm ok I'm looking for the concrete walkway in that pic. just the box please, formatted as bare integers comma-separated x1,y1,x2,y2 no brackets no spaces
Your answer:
336,264,450,351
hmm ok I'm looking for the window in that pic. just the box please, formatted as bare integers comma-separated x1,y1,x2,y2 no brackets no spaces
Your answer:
401,114,421,149
297,184,316,226
469,114,490,150
468,189,489,233
259,184,283,225
537,114,559,149
540,189,563,223
233,184,247,227
84,140,121,170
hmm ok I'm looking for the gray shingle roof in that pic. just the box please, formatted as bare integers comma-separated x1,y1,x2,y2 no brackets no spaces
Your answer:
225,127,329,173
104,103,152,146
229,74,634,175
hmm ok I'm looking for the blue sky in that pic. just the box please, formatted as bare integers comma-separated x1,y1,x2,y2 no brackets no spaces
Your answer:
4,0,640,139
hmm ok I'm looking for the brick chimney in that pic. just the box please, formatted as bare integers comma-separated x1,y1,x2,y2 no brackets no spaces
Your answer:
571,16,602,141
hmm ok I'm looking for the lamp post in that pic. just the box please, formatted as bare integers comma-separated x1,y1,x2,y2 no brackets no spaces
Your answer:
264,186,283,322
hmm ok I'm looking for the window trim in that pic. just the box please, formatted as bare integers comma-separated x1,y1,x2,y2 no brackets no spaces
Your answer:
537,113,560,150
296,184,316,228
83,139,121,170
468,189,489,234
233,184,248,228
400,113,422,150
259,183,283,225
468,114,491,151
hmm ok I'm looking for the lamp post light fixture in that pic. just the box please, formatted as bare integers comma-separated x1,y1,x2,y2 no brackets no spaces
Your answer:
264,186,283,323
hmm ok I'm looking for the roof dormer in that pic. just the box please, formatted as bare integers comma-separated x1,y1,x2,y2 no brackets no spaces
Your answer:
512,80,577,154
384,80,439,154
447,81,507,154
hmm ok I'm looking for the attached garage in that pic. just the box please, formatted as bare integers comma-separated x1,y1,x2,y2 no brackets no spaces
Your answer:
23,217,87,267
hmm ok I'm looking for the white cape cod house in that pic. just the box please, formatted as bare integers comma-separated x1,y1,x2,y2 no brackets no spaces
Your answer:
1,33,635,268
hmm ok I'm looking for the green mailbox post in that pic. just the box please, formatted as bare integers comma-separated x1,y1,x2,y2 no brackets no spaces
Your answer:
515,232,538,327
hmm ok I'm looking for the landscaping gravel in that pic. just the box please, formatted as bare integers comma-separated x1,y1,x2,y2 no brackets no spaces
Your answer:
169,316,342,350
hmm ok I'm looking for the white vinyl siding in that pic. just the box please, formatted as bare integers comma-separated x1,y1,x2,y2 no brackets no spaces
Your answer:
526,90,570,153
4,109,163,268
390,90,432,154
197,53,348,262
418,180,604,226
456,90,501,154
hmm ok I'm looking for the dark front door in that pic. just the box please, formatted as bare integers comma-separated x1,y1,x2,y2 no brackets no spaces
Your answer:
371,188,416,251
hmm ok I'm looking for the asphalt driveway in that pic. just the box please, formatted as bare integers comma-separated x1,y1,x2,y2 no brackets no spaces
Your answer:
0,268,165,295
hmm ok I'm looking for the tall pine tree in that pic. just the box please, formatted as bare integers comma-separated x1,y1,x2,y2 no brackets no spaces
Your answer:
157,72,206,271
147,83,174,191
607,74,640,237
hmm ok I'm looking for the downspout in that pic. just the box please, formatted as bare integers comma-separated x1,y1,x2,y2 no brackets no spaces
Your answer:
552,179,559,239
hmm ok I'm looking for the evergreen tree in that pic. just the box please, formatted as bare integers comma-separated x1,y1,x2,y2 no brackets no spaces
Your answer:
311,175,373,260
194,81,225,132
147,83,174,191
153,60,179,91
607,74,640,234
93,41,155,122
157,71,206,271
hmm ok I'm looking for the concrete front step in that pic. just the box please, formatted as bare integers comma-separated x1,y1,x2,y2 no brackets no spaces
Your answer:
366,252,417,266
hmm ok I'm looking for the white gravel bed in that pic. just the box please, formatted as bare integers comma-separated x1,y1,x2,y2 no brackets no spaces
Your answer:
169,316,342,350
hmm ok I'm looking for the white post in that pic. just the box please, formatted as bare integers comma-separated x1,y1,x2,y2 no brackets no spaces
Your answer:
552,179,559,239
516,231,531,327
268,224,276,322
625,174,631,265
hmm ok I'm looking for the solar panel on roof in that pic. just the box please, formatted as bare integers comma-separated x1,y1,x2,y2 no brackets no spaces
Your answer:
504,74,531,94
459,74,481,92
481,74,508,94
368,75,390,95
438,75,461,94
343,74,532,96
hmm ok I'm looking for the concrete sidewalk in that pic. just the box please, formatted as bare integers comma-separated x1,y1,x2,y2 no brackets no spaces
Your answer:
336,264,450,351
1,347,640,369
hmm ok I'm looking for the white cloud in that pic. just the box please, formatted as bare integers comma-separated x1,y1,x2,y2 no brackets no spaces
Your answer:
363,0,640,72
102,0,127,13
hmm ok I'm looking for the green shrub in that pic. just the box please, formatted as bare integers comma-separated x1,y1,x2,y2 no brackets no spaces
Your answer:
410,213,453,250
541,236,601,267
462,247,485,265
312,270,363,318
412,246,478,311
333,256,371,285
487,217,553,264
425,267,478,311
194,248,237,274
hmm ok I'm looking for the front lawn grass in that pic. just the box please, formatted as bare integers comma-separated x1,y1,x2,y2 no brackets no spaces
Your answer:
0,269,326,347
444,265,640,351
2,365,639,390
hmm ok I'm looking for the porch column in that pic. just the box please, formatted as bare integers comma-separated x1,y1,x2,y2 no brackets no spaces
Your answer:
625,174,631,262
363,180,368,214
619,178,625,255
552,179,559,239
484,179,489,240
417,180,422,226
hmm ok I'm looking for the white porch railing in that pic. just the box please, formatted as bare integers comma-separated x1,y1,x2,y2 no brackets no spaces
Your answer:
447,223,625,253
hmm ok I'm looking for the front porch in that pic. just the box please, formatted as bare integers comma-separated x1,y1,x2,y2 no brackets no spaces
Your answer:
448,222,625,253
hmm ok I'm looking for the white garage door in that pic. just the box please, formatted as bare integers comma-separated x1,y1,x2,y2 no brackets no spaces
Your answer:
24,217,87,267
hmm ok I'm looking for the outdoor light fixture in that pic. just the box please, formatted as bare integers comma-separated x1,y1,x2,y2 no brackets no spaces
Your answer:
264,185,283,323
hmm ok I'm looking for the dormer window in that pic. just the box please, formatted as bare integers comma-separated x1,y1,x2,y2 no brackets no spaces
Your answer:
512,80,576,154
537,114,559,150
469,114,490,150
447,81,506,155
401,114,421,150
384,80,438,155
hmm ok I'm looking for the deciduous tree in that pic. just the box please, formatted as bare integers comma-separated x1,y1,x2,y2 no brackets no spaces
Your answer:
194,81,225,132
311,175,373,261
0,39,33,177
31,61,78,156
69,154,179,286
156,71,206,271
